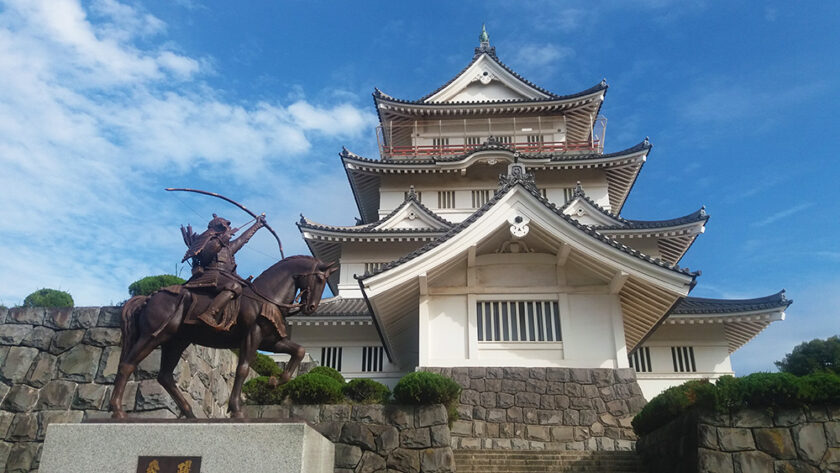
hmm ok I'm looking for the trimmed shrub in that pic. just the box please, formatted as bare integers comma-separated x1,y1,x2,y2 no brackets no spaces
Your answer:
23,288,73,308
343,378,391,404
242,376,286,405
128,275,186,297
308,366,345,384
393,371,461,422
632,372,840,436
251,353,283,378
284,373,345,404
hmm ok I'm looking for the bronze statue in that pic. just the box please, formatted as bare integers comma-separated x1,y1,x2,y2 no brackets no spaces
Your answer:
109,191,338,418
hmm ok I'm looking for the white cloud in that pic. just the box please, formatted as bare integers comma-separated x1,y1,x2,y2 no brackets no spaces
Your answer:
752,203,814,227
0,0,375,305
513,43,575,69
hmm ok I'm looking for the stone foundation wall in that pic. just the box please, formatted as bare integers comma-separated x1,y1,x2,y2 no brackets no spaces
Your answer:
422,367,645,452
636,406,840,472
0,307,244,473
244,403,455,473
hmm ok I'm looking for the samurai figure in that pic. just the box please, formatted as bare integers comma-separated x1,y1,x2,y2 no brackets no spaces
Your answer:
180,213,265,330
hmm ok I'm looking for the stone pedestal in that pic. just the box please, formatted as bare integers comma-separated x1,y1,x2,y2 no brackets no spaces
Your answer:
39,421,334,473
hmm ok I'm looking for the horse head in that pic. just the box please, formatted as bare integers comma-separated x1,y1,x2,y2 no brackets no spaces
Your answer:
295,260,338,314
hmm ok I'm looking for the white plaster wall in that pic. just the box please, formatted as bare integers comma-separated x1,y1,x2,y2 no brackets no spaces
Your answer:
426,295,469,363
337,242,427,297
563,294,622,367
449,82,528,102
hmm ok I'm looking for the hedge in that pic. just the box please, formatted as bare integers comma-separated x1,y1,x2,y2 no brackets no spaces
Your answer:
284,373,345,404
23,289,73,308
128,275,186,297
393,371,461,422
632,372,840,436
308,366,345,384
343,378,391,404
242,376,286,405
250,353,283,378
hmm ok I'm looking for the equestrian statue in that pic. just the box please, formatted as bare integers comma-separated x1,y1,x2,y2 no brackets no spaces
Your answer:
109,189,337,418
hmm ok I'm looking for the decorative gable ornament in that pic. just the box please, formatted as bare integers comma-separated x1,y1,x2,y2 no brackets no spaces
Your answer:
508,214,530,238
498,162,536,191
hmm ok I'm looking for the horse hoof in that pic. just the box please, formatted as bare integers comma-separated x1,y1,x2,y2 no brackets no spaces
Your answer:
111,411,127,419
230,411,244,419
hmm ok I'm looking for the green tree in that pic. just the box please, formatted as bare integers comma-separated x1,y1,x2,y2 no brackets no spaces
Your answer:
776,336,840,376
128,275,186,297
23,289,74,308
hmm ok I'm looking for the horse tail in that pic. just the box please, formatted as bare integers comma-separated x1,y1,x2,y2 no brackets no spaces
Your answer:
120,295,149,362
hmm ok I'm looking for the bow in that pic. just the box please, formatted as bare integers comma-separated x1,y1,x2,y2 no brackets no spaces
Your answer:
165,188,285,259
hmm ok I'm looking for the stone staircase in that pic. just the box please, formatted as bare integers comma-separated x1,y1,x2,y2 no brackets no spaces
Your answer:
454,450,645,473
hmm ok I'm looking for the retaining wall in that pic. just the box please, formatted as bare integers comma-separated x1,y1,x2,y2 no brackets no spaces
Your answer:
636,405,840,472
244,403,455,473
0,306,243,473
422,367,645,452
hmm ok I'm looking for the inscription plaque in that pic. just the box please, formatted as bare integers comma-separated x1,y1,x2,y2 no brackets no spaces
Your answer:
137,456,201,473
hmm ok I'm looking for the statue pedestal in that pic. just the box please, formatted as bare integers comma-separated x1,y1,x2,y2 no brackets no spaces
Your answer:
39,419,334,473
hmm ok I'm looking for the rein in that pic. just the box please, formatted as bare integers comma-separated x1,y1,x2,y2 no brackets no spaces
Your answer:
242,269,324,316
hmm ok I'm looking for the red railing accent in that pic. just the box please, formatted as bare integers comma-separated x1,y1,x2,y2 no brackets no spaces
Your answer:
380,140,601,158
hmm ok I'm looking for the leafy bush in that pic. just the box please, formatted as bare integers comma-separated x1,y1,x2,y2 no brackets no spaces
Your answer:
632,372,840,436
308,366,345,384
343,378,391,404
242,376,286,405
776,336,840,376
23,289,73,308
128,275,186,297
251,353,283,378
393,371,461,422
284,373,345,404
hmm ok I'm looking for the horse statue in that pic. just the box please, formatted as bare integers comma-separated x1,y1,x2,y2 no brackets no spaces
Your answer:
109,255,338,418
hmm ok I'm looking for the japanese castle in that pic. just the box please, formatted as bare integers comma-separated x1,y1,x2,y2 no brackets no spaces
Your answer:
288,28,791,400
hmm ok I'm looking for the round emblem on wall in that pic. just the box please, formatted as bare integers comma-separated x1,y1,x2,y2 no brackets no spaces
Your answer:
508,214,530,238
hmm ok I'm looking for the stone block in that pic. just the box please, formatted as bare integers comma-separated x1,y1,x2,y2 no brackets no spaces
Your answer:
614,368,637,383
385,405,414,429
733,450,774,473
506,406,522,422
551,425,575,442
420,447,453,473
793,423,827,465
498,392,514,408
501,379,526,393
582,384,599,398
827,421,840,446
514,391,540,408
627,395,647,413
472,406,486,420
43,308,74,329
546,367,570,383
529,367,546,380
0,324,33,345
455,405,472,421
523,407,538,423
313,422,342,442
591,368,614,387
136,348,162,379
0,441,9,470
773,460,821,473
525,378,547,394
22,325,55,350
502,367,528,380
1,384,38,412
492,438,512,449
479,391,496,408
0,346,39,382
450,420,471,436
374,425,399,454
26,351,57,387
430,424,450,447
83,327,122,347
484,378,501,391
754,427,796,459
570,368,593,384
554,394,570,408
97,307,122,327
70,307,99,329
38,410,84,440
563,409,580,426
387,448,420,473
340,422,376,451
50,329,85,353
537,409,562,425
352,404,385,424
606,399,628,416
526,424,550,441
289,404,320,423
57,344,101,382
469,377,485,391
96,346,121,383
416,404,447,427
401,427,431,448
135,379,177,412
579,409,597,426
7,441,40,472
460,389,479,405
468,367,486,379
73,383,109,410
699,447,734,473
774,408,806,427
36,380,77,410
570,396,592,408
320,404,350,422
733,409,773,428
719,427,756,452
472,420,485,436
487,408,506,423
590,422,604,436
8,413,39,441
539,394,555,410
8,307,45,325
334,443,362,469
699,423,718,449
357,450,386,473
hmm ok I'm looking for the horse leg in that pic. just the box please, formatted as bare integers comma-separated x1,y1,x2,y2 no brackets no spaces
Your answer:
229,326,262,418
158,339,195,419
109,334,163,418
271,339,305,384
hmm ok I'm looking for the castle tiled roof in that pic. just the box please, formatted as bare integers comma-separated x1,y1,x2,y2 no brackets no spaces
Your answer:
673,291,791,315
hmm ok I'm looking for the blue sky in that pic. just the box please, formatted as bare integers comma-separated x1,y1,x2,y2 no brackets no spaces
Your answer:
1,0,837,374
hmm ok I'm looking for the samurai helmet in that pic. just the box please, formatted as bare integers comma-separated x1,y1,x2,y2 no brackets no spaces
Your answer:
207,214,231,233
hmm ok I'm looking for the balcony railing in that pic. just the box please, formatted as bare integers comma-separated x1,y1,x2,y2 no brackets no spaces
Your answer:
380,139,601,158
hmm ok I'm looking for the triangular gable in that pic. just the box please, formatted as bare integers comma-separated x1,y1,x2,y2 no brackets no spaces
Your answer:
360,180,697,362
424,53,552,103
563,196,624,227
374,199,452,231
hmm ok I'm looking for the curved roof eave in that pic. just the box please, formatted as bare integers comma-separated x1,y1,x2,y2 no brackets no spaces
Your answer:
598,207,710,231
673,290,792,315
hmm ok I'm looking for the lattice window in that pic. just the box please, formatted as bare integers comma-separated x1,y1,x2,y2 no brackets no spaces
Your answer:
671,346,696,373
471,190,491,208
629,346,652,373
364,262,384,274
432,137,449,150
563,187,575,203
404,191,422,202
527,134,544,145
539,188,548,199
476,301,562,342
497,136,512,144
362,346,385,372
438,191,455,209
466,136,482,146
320,346,343,371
